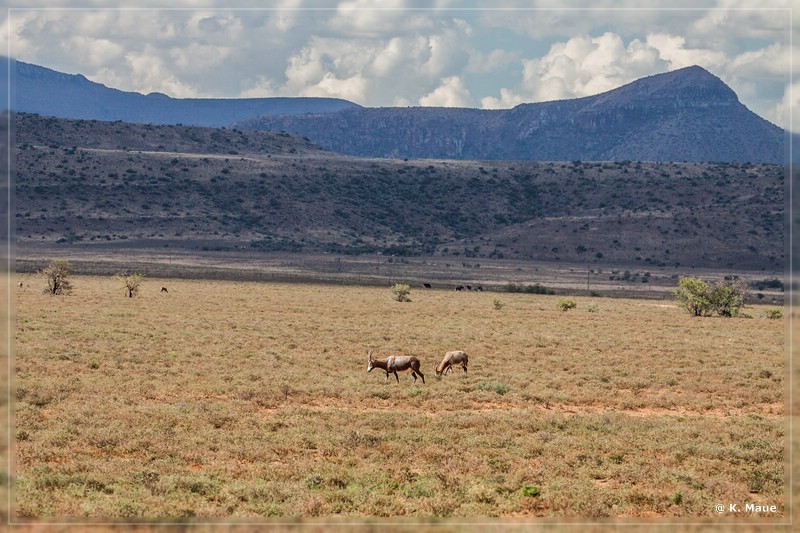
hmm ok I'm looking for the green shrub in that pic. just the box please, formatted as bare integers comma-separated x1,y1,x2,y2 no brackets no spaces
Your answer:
504,283,554,295
763,309,783,319
391,283,412,302
709,279,748,317
115,272,145,298
674,277,749,317
674,277,712,316
476,381,510,395
557,299,577,312
492,298,505,310
521,485,541,497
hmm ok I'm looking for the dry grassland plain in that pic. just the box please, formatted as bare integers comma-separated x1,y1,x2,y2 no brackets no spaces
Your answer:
10,274,788,524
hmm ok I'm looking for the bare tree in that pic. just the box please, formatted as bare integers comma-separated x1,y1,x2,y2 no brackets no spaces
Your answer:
39,260,72,295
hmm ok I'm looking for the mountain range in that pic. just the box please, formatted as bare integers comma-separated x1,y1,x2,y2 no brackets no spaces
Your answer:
240,66,786,164
6,59,789,280
0,57,359,127
2,58,790,164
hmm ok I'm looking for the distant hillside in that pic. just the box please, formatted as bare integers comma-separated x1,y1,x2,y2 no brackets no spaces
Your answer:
15,113,784,271
0,57,360,126
241,66,785,164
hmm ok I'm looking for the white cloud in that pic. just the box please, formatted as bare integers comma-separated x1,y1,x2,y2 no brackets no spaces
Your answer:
169,43,233,76
1,4,793,129
419,30,469,79
283,37,371,95
62,36,124,68
481,88,525,109
239,75,278,98
368,36,420,77
304,72,370,102
485,32,667,106
467,48,518,74
645,33,727,72
4,11,53,60
728,43,790,79
274,19,473,105
329,0,437,38
124,45,201,97
419,76,472,107
774,80,799,134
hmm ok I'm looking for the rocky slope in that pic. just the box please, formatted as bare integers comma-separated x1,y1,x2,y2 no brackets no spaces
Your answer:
14,113,785,271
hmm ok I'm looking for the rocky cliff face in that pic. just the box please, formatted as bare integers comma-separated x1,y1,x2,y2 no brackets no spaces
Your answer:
241,66,784,163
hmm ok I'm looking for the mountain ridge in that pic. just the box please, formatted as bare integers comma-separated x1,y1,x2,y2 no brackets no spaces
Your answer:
1,57,361,127
240,66,785,164
3,59,790,163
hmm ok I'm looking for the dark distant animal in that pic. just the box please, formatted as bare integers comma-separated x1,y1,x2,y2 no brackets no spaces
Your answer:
18,282,23,288
423,283,432,289
435,350,469,377
160,286,168,293
455,285,465,291
367,350,425,384
476,286,483,291
466,285,472,291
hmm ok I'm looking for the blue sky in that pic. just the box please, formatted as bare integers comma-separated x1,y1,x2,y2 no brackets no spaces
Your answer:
3,1,796,131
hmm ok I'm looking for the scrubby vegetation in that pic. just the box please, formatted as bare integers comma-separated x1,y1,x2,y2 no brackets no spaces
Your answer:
15,114,785,270
13,275,786,519
504,283,555,295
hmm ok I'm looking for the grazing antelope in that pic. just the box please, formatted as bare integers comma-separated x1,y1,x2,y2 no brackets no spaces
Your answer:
435,350,469,377
160,286,169,293
367,350,425,384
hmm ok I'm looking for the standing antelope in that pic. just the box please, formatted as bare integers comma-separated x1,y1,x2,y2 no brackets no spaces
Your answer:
435,350,469,377
367,350,425,384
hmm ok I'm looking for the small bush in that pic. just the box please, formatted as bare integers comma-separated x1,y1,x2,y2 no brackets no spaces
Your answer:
557,299,577,312
521,485,541,497
115,272,145,298
391,283,412,302
493,298,505,310
476,381,510,395
763,309,783,319
39,259,73,295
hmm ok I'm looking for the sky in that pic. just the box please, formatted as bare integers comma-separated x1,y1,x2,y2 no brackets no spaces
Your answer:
2,1,797,132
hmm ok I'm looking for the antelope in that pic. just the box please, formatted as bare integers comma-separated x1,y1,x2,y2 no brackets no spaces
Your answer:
367,350,425,384
435,350,469,377
160,286,169,293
